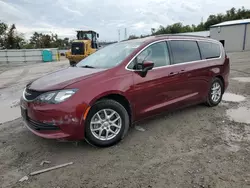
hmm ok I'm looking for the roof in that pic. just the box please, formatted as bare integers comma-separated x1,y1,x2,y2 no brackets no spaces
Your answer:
121,34,218,46
154,34,209,39
210,19,250,28
121,36,154,43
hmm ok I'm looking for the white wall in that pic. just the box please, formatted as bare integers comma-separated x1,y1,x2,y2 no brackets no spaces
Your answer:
210,24,247,52
0,48,59,65
245,24,250,51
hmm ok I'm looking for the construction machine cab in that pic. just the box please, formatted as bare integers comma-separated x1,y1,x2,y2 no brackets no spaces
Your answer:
76,30,99,49
66,30,100,66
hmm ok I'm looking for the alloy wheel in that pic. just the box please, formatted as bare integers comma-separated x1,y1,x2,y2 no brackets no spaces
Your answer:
211,82,222,103
90,109,122,141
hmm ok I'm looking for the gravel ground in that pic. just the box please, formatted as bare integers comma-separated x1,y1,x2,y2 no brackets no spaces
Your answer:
0,52,250,188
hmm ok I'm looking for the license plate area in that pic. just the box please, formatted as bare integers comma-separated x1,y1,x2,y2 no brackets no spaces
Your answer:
21,107,28,120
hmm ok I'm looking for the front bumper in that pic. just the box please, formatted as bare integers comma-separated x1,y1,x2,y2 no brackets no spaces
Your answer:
20,98,89,140
23,119,71,139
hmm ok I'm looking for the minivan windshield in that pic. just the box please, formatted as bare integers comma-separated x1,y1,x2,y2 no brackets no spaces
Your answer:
76,41,143,69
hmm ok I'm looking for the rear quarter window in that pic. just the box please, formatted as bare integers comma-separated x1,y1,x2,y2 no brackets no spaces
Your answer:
169,40,201,64
198,41,221,59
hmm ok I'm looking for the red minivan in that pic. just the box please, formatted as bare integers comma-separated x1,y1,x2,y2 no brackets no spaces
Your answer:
20,35,229,147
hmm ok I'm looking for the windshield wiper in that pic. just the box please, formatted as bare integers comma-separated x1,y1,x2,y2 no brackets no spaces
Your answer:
79,65,95,68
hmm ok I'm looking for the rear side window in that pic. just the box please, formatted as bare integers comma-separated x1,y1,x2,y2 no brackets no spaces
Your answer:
198,41,221,59
169,40,201,64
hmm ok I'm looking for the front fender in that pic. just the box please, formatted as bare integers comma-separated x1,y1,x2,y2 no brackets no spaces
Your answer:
89,90,127,106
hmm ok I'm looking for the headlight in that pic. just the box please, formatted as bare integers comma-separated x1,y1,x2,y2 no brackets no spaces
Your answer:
36,89,78,104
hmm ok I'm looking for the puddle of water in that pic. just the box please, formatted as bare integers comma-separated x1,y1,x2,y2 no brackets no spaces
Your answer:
232,77,250,83
222,93,246,102
226,107,250,124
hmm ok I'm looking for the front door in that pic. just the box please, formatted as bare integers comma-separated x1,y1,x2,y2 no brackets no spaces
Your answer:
129,41,190,120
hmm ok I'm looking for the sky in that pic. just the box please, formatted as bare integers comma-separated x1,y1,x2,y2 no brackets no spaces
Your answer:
0,0,250,41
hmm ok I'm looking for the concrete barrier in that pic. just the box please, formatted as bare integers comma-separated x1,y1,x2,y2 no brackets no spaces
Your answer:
0,48,59,66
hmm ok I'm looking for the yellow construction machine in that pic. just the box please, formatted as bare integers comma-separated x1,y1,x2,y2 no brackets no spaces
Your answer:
66,30,99,66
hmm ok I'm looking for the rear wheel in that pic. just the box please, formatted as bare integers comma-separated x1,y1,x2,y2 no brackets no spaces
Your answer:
85,99,129,147
206,77,223,107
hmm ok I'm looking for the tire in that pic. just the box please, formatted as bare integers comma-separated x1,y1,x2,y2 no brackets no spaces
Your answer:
70,61,76,67
85,99,130,147
205,77,224,107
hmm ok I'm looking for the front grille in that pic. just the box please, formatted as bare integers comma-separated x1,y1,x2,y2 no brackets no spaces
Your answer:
24,88,44,101
26,118,60,131
71,42,84,55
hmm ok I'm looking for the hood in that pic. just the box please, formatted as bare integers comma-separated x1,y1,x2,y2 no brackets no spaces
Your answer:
28,67,106,91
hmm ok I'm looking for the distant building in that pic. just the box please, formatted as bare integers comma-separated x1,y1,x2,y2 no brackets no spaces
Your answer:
210,19,250,52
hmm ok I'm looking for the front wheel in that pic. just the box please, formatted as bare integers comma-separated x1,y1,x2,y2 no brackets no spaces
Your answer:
206,77,224,107
85,99,130,147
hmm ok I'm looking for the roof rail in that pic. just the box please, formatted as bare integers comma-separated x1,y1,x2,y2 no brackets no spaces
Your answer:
154,34,209,38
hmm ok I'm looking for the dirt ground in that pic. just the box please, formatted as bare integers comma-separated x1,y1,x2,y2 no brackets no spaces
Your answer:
0,52,250,188
0,59,69,124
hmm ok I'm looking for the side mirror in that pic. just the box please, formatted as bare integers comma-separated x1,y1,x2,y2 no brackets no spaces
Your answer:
143,61,154,71
97,33,99,38
135,61,154,77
